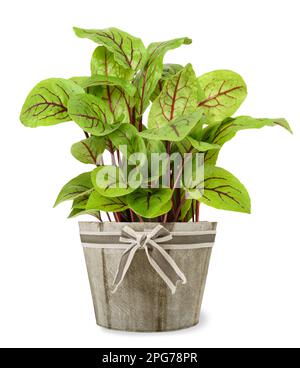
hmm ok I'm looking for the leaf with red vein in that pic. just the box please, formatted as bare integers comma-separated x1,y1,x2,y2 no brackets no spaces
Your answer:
140,111,204,142
185,165,251,214
187,137,220,152
71,136,106,164
69,193,100,219
127,189,172,218
92,166,137,198
101,85,134,123
68,208,100,219
202,115,292,165
150,64,183,102
68,93,120,136
20,78,84,127
82,75,136,97
54,172,93,207
148,64,199,129
108,124,146,161
135,38,192,116
72,195,90,210
74,27,146,72
198,70,247,124
86,191,129,212
91,46,133,80
90,46,134,122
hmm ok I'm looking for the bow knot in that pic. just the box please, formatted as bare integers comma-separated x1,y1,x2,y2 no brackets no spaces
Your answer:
112,225,187,294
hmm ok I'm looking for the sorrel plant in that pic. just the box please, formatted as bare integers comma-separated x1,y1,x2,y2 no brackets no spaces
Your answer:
20,27,292,223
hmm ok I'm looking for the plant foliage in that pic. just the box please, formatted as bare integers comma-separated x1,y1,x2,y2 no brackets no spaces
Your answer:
20,27,292,222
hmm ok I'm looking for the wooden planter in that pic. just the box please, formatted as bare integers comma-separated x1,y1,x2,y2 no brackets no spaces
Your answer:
79,221,217,332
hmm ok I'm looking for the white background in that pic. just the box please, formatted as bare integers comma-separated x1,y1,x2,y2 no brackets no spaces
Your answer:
0,0,299,348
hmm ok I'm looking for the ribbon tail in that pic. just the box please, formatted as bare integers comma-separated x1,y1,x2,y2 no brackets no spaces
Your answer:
145,240,187,295
112,243,139,294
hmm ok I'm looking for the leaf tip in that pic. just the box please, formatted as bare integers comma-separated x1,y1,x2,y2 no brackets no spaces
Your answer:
73,27,83,37
184,37,192,45
275,119,293,134
53,196,61,208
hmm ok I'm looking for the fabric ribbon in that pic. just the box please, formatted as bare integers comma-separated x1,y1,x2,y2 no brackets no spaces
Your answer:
112,225,187,294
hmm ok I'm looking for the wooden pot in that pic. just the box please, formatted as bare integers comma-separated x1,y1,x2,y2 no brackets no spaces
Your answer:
79,221,217,332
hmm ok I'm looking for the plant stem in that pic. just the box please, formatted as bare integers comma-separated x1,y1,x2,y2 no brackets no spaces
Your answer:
108,140,116,166
174,195,186,222
131,107,136,126
162,212,168,223
83,131,89,139
138,116,143,132
107,213,112,222
192,201,195,222
171,150,195,222
129,209,135,222
196,201,200,222
136,214,144,223
114,212,121,223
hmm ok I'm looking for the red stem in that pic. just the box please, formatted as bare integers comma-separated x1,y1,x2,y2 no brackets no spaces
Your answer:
196,202,200,222
129,209,135,222
114,212,121,223
174,195,186,222
138,114,143,132
108,140,116,166
136,214,144,223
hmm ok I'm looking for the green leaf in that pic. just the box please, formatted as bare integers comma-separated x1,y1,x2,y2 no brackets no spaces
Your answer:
203,115,293,165
90,46,134,122
188,113,208,140
144,140,168,183
148,64,199,129
147,38,191,60
68,208,100,219
54,172,93,207
178,199,193,221
187,136,220,152
68,193,100,218
81,75,136,97
101,86,134,123
69,76,90,87
150,64,184,102
72,194,90,209
127,189,172,218
20,78,84,127
185,166,251,214
73,27,146,72
146,139,166,155
68,93,121,136
198,70,247,124
91,46,132,80
71,136,106,164
109,124,146,161
91,166,137,198
86,191,128,212
140,111,204,142
135,37,191,116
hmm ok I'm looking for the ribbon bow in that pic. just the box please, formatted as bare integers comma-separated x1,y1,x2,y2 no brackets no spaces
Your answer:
112,225,187,294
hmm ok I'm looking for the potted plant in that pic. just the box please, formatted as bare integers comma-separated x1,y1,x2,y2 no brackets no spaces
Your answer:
20,27,292,332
